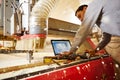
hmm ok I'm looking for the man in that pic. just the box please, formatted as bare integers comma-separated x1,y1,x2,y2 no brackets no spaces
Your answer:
61,0,120,79
63,0,120,63
74,4,111,55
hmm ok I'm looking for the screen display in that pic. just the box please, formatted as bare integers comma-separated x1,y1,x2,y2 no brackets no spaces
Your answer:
51,40,71,55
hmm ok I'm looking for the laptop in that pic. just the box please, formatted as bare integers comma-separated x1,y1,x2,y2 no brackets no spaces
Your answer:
51,40,71,56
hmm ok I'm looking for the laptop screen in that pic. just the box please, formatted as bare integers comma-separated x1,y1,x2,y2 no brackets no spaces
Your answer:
51,40,71,55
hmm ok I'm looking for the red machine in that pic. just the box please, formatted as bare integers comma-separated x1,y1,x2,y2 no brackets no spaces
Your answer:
24,37,115,80
25,56,115,80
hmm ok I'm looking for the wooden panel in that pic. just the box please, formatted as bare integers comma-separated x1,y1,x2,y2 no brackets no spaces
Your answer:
48,18,79,31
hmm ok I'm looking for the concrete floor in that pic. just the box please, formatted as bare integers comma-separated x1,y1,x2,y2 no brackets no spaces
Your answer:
0,52,55,68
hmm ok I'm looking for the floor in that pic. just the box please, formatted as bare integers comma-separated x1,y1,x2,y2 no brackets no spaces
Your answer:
0,52,54,68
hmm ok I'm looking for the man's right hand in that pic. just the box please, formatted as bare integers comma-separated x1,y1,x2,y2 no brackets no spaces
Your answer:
55,51,74,60
60,51,72,56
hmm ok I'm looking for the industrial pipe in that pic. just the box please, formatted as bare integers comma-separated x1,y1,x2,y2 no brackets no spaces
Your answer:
29,0,58,35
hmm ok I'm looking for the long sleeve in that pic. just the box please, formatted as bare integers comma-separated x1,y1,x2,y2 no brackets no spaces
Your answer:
70,0,104,53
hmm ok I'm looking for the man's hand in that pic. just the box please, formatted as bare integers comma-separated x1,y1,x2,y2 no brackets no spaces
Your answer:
56,51,78,60
81,50,97,58
60,51,72,56
55,51,71,59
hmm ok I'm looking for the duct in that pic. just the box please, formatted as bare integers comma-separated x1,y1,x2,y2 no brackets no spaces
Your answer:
29,0,58,34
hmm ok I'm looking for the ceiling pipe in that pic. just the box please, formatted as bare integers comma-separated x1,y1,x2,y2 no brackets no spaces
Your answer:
29,0,58,35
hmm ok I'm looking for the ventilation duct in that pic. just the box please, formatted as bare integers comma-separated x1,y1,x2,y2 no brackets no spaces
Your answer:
29,0,58,35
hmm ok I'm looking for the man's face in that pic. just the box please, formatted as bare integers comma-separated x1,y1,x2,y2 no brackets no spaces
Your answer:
76,7,87,21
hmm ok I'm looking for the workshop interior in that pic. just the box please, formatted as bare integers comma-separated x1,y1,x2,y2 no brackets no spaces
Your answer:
0,0,118,80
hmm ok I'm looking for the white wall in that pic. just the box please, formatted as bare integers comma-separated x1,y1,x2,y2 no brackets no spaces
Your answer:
0,0,3,27
19,0,30,31
49,0,81,25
